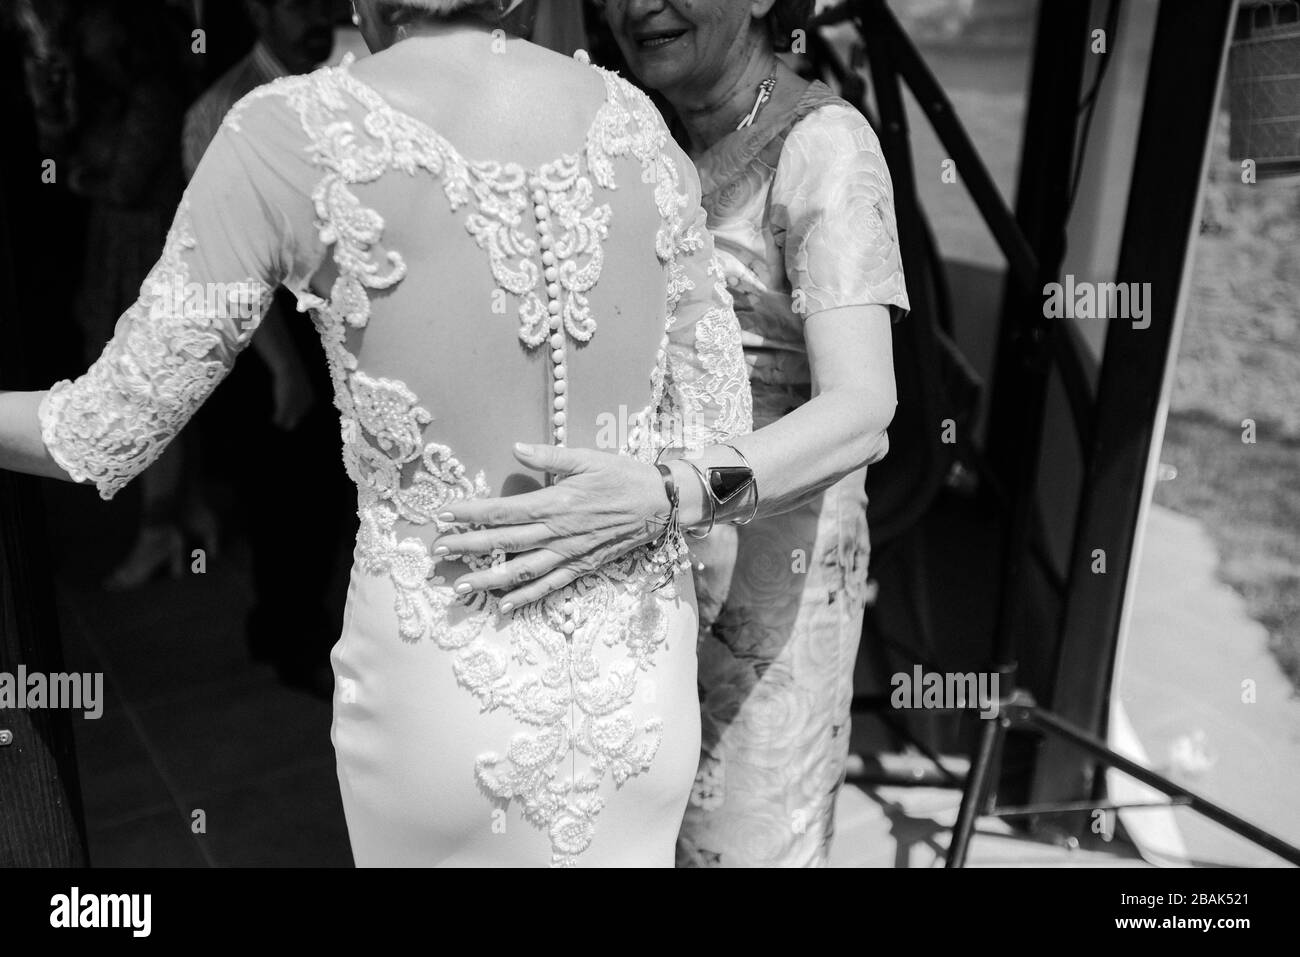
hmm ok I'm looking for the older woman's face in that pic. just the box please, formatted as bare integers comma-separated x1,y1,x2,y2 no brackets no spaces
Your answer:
604,0,763,100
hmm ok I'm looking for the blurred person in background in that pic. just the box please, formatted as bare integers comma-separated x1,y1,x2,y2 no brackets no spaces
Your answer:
183,0,350,699
530,0,588,54
60,0,208,591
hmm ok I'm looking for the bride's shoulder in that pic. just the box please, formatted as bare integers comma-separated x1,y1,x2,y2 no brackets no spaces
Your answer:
222,58,362,137
221,74,314,138
576,57,671,144
518,44,624,120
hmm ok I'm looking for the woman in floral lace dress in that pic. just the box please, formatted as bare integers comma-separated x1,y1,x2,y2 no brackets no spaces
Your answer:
439,0,910,866
0,0,753,867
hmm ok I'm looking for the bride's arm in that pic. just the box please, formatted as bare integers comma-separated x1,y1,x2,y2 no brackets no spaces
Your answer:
0,96,304,497
0,391,65,480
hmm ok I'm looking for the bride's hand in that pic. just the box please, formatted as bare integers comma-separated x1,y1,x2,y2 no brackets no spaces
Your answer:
435,443,670,611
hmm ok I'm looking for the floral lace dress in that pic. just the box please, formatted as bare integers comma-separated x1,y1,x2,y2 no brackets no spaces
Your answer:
38,51,752,868
677,82,909,868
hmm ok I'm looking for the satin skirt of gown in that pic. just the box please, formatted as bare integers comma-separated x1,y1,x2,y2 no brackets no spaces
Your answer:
330,552,702,867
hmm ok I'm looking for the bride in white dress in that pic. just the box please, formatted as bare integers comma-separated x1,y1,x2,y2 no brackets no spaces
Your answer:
0,0,751,867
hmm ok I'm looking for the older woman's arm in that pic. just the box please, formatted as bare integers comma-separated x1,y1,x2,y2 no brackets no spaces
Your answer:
440,102,907,607
725,303,895,516
437,303,896,607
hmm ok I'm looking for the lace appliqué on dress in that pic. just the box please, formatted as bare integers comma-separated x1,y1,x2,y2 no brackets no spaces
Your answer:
270,59,702,866
39,200,273,499
586,74,752,460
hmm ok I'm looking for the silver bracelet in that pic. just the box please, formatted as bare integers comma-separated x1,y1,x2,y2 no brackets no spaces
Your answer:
722,444,760,526
650,463,688,588
682,460,716,539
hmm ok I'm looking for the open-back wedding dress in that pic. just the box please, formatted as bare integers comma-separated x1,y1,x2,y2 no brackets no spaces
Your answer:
37,47,752,867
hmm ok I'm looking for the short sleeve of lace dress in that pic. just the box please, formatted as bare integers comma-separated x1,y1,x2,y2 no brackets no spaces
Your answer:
771,103,911,323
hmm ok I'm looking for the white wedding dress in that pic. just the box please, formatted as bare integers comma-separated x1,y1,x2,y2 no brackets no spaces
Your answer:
37,45,752,867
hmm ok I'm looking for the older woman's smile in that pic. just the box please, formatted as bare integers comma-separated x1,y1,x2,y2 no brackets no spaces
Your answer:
634,27,688,50
627,16,694,60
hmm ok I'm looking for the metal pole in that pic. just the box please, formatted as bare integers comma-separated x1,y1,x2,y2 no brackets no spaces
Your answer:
1031,0,1240,813
1026,705,1300,865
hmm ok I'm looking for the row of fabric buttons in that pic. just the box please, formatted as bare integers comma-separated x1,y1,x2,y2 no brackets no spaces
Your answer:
533,176,580,643
532,176,568,449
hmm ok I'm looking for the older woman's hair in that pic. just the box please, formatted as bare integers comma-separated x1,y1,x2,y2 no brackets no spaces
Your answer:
769,0,815,51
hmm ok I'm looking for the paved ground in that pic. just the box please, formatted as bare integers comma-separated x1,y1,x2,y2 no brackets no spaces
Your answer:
57,536,350,867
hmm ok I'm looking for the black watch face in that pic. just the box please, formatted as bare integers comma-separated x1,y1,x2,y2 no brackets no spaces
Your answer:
709,466,753,504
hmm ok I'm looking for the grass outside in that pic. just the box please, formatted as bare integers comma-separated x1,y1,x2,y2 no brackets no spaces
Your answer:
907,35,1300,692
901,37,1300,692
1153,111,1300,691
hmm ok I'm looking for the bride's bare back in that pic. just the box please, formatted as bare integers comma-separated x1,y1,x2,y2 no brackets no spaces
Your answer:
352,32,610,168
336,37,683,504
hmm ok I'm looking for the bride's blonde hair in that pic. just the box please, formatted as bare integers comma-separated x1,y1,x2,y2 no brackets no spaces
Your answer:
377,0,524,16
369,0,528,32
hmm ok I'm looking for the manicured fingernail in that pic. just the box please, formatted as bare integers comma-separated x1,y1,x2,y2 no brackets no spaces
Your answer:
514,443,533,455
437,512,455,522
499,601,514,615
454,582,472,595
432,546,449,557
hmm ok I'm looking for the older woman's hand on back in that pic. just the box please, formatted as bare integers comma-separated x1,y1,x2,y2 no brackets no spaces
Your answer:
435,442,670,612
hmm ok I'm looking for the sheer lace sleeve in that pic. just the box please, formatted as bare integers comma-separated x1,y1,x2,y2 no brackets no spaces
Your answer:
657,143,753,452
772,103,910,321
38,90,310,499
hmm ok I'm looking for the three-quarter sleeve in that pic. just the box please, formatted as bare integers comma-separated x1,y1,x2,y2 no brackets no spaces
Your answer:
659,154,753,451
38,96,304,500
772,103,910,322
